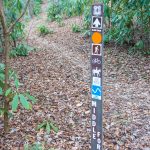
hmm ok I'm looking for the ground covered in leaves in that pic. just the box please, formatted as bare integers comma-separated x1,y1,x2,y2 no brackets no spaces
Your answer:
0,1,150,150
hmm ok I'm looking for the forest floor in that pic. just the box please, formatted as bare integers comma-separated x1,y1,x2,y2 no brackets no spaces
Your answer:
0,1,150,150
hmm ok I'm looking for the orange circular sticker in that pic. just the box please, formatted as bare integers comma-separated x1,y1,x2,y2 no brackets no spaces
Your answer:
92,32,102,44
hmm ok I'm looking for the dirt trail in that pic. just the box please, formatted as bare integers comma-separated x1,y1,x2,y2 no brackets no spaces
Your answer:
0,1,150,150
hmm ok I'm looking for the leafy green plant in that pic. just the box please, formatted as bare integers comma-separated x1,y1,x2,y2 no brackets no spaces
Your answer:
47,3,61,21
72,24,81,33
81,5,92,37
55,15,64,27
60,0,93,17
3,0,26,48
33,0,42,16
24,142,44,150
35,0,43,4
10,43,34,57
0,0,36,133
83,6,91,30
37,120,59,134
10,22,25,47
104,0,150,54
38,25,53,36
0,63,36,114
47,0,92,20
82,29,91,38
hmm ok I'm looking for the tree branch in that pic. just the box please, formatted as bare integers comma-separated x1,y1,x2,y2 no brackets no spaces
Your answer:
0,0,7,34
7,0,30,33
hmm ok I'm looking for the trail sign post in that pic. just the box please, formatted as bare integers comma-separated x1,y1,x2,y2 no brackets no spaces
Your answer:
91,3,103,150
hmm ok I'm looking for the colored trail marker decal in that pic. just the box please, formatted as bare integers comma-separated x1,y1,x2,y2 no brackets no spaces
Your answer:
92,77,101,86
92,67,101,77
92,17,102,29
92,32,102,44
92,44,102,55
91,3,103,150
92,85,102,100
92,55,102,67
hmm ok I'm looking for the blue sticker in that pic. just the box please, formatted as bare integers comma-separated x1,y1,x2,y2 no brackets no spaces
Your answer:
92,85,102,100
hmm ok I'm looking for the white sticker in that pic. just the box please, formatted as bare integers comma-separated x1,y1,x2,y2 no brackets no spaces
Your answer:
93,5,102,16
92,95,101,100
93,77,101,86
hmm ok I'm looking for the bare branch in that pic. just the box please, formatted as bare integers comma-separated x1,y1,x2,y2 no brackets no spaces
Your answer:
7,0,30,33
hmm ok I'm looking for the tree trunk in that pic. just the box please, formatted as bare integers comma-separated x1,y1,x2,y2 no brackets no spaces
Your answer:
3,33,10,133
0,0,30,133
0,0,10,133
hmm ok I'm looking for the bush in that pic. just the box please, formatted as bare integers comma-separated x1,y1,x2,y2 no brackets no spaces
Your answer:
55,14,64,27
47,3,61,21
104,0,150,53
10,43,34,57
33,0,43,16
38,25,53,36
47,0,92,20
60,0,92,17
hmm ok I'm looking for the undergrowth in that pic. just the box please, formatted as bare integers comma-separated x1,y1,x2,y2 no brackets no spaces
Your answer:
10,43,34,57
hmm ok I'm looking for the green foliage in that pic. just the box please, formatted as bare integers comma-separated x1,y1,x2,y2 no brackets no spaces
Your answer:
33,0,43,16
24,142,44,150
46,0,92,36
0,63,36,113
3,0,25,43
0,48,3,53
47,3,61,21
60,0,93,17
38,25,54,36
37,120,59,134
83,6,91,30
47,0,93,19
10,43,34,57
50,0,149,53
35,0,43,4
104,0,150,53
10,22,25,43
72,24,81,33
82,5,91,37
24,142,56,150
55,15,64,27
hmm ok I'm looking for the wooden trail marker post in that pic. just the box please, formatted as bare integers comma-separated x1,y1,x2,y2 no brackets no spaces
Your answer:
91,3,103,150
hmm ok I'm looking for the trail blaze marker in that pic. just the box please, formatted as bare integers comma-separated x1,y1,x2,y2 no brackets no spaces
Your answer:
92,32,102,44
92,17,102,29
91,3,103,150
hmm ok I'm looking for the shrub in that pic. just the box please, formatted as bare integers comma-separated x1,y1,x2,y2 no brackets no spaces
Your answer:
10,43,34,57
33,0,43,16
104,0,150,53
36,120,59,134
55,14,64,27
47,3,61,21
38,25,53,36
